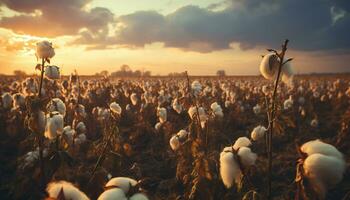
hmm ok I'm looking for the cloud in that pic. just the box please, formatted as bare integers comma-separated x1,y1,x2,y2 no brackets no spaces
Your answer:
1,0,350,53
0,0,114,37
70,0,350,52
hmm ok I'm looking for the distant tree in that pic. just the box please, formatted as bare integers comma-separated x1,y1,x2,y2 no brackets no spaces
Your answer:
216,70,226,77
143,70,151,77
13,70,27,78
100,70,109,77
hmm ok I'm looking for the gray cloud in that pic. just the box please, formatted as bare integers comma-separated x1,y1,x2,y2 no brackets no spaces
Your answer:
0,0,114,37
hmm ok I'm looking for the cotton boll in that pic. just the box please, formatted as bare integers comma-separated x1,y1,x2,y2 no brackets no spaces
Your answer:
283,96,293,110
191,80,202,96
130,93,138,105
12,93,25,109
157,107,167,123
169,130,189,151
155,122,162,131
47,98,66,116
301,140,343,159
98,188,126,200
130,193,149,200
310,119,318,128
126,104,131,111
281,60,294,84
45,112,64,140
76,122,87,134
233,137,252,150
62,126,75,145
259,53,279,80
45,65,60,80
46,181,89,200
251,125,267,141
74,134,87,145
303,154,346,199
36,41,55,59
211,102,224,118
253,104,261,115
172,98,183,114
110,102,122,115
219,150,240,188
237,147,257,168
2,92,13,109
188,106,197,120
76,104,87,118
105,177,138,194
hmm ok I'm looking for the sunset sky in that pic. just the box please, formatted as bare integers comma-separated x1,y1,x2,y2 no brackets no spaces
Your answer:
0,0,349,75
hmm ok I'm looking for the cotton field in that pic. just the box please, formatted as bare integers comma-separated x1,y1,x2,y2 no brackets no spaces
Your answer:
0,40,349,200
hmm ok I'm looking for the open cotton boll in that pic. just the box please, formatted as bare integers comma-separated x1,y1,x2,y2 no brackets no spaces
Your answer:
253,104,261,115
105,177,138,194
233,137,252,150
259,53,279,80
172,98,183,114
74,133,87,145
130,193,149,200
76,122,87,134
45,65,60,80
2,92,13,109
281,60,294,84
211,102,224,118
110,102,122,115
283,96,293,110
157,107,167,123
303,154,346,199
45,112,64,140
47,98,66,116
130,93,138,105
191,80,202,96
251,125,267,141
301,140,343,159
98,188,126,200
310,119,319,128
12,93,25,109
62,126,75,145
188,106,197,120
36,40,55,59
155,122,162,131
219,150,240,188
46,181,89,200
237,147,257,168
170,130,189,151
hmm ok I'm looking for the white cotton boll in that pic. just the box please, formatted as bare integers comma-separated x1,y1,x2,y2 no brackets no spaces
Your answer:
191,80,202,96
170,130,189,151
76,122,87,134
47,98,66,116
259,53,279,80
45,65,60,80
130,193,149,200
98,188,126,200
130,93,138,105
301,140,343,159
63,126,75,144
188,106,197,119
251,125,267,141
155,122,162,131
281,60,294,84
310,119,319,128
157,107,167,123
283,96,293,110
219,150,240,188
126,104,131,111
46,181,89,200
74,134,86,145
105,177,138,194
45,112,64,140
2,92,13,109
110,102,122,115
303,154,346,199
12,93,25,109
253,104,261,115
237,147,257,168
211,102,224,118
233,137,252,150
36,41,55,59
172,98,183,114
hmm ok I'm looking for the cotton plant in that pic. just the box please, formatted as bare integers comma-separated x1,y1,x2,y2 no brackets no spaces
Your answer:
44,111,64,140
296,140,346,199
220,137,257,189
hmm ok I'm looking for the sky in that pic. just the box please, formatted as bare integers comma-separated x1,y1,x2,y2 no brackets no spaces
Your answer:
0,0,349,75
